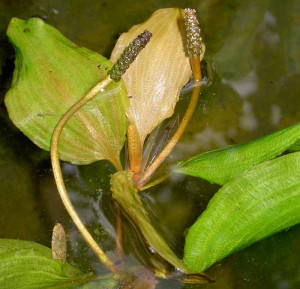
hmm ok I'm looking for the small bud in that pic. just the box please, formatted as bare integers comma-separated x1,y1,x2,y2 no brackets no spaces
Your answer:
52,223,66,263
109,30,152,81
184,8,202,57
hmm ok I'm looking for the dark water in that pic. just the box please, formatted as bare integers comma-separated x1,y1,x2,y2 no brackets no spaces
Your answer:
0,0,299,288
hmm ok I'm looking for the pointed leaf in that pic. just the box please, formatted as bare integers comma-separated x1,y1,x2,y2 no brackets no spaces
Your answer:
0,239,88,289
110,8,204,144
5,18,129,168
174,122,300,185
183,152,300,272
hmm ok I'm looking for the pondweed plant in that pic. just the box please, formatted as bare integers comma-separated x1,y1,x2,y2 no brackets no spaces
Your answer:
1,7,300,289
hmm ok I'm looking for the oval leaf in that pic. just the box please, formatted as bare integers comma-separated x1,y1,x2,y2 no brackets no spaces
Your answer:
110,8,204,144
0,239,88,289
5,18,129,168
183,152,300,272
174,122,300,185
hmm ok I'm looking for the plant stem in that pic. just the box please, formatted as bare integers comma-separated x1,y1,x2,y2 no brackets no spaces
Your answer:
115,204,123,262
51,75,118,272
127,123,143,182
139,173,170,191
136,56,202,189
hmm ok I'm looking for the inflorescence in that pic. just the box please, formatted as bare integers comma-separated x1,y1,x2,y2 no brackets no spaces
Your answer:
109,30,152,81
184,8,202,57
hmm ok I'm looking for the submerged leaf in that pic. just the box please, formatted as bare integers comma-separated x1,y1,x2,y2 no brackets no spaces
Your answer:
110,171,187,272
116,268,158,289
183,152,300,272
5,18,129,168
0,239,88,289
174,122,300,185
78,278,118,289
110,8,205,144
110,171,212,283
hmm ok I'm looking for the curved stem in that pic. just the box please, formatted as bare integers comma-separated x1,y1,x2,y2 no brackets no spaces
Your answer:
136,56,202,189
51,75,118,272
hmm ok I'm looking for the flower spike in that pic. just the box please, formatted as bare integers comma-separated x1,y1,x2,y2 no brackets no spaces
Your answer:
109,30,152,81
184,8,202,57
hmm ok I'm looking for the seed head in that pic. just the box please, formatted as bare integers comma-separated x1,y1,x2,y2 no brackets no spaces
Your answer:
109,30,152,81
184,8,202,57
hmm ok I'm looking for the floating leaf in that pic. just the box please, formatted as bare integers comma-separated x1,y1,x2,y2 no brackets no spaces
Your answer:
174,122,300,185
183,152,300,272
0,239,89,289
5,18,129,168
110,8,204,144
212,0,270,79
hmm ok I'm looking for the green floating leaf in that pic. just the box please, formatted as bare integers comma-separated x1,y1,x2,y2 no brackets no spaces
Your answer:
5,18,129,169
0,239,89,289
174,122,300,185
183,152,300,272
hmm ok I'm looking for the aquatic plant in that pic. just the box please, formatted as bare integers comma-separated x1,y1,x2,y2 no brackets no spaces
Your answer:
2,7,300,288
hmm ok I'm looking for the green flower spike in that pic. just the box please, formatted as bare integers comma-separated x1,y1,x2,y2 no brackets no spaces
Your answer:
109,30,152,81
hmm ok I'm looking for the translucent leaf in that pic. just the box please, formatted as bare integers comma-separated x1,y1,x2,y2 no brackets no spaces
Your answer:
174,122,300,185
110,171,187,272
110,8,204,144
110,171,211,285
184,152,300,272
5,18,129,168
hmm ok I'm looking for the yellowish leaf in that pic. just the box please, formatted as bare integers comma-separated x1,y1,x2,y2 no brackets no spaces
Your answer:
110,8,204,144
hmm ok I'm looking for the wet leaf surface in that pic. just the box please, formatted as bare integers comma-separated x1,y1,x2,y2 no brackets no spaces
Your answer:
5,17,128,168
111,8,204,145
0,239,88,289
174,122,300,184
184,152,300,272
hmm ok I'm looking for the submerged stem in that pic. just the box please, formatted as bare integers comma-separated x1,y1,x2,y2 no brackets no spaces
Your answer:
139,173,170,191
115,204,124,262
51,75,118,272
136,8,203,189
